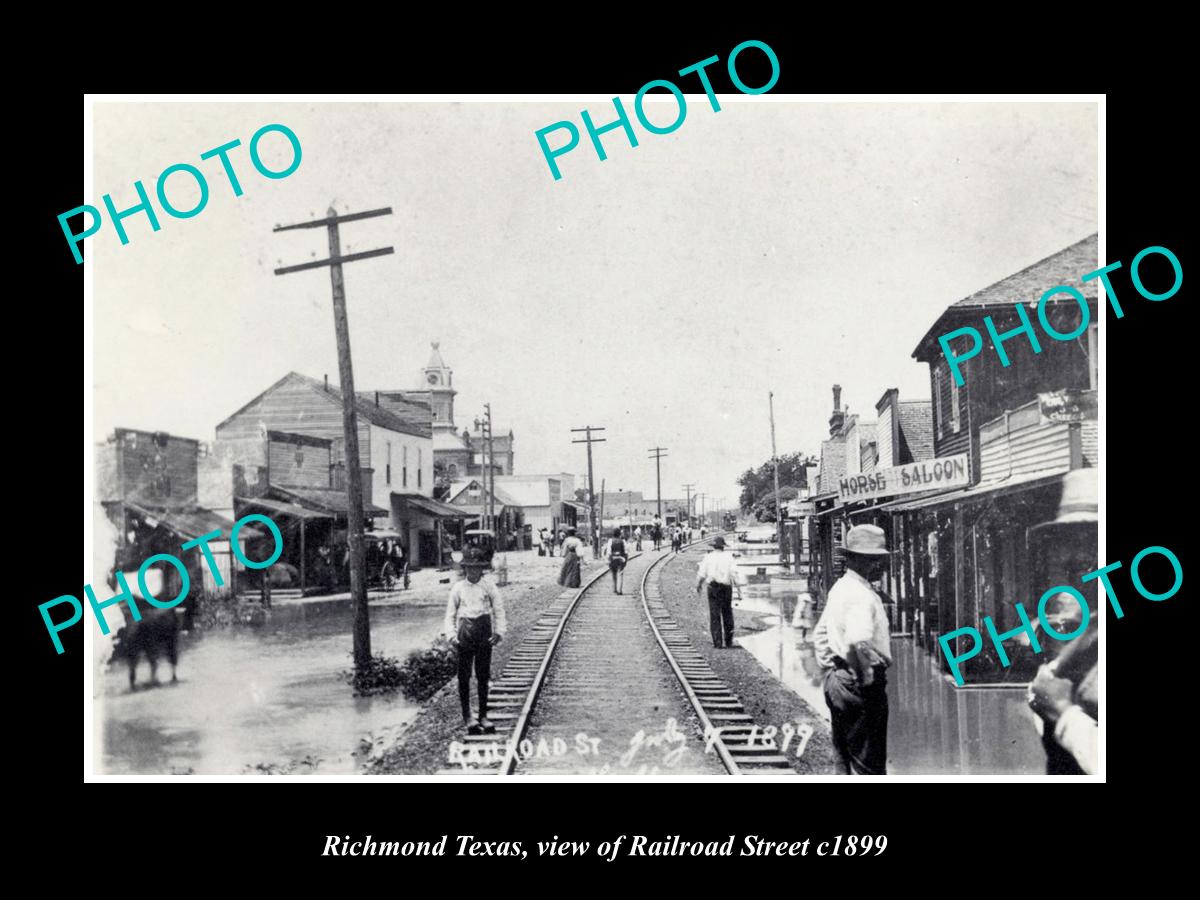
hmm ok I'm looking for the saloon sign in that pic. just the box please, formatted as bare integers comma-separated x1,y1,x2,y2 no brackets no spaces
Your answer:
837,454,969,503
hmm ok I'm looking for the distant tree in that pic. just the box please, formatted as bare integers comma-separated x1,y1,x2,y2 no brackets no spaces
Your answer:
737,452,817,516
574,488,589,504
753,485,801,522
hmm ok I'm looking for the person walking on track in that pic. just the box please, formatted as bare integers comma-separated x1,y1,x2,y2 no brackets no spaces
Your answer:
557,526,587,588
812,524,893,775
652,516,663,551
603,528,628,594
634,526,643,551
444,547,506,735
695,536,744,649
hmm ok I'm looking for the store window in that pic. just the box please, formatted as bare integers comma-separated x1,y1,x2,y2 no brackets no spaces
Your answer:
933,366,945,438
1087,322,1098,390
950,372,961,433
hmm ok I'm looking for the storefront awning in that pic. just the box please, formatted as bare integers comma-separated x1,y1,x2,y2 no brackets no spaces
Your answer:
274,486,388,517
454,504,496,517
236,496,330,520
393,493,467,518
120,501,262,540
879,471,1065,513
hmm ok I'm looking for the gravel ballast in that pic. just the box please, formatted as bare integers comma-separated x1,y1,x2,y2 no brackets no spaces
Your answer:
656,551,836,774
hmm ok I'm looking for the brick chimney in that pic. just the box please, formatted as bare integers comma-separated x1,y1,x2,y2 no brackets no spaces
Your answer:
829,384,845,437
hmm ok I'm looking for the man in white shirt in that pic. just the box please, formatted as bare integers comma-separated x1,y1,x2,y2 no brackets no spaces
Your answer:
444,547,506,735
813,524,893,775
695,536,744,648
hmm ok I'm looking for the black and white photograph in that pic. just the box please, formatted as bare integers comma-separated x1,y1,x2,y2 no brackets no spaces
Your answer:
81,95,1105,780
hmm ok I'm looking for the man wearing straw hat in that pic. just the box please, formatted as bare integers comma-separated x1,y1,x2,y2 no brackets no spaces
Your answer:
695,536,744,649
444,547,506,735
813,524,893,775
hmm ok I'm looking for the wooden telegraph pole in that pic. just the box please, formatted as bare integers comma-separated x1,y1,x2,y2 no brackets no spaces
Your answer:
682,483,695,529
571,426,606,557
769,391,784,673
598,478,606,553
648,447,668,519
274,205,394,670
484,404,496,538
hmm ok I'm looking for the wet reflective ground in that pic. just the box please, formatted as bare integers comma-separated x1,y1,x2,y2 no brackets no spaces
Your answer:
736,578,1046,775
97,604,445,775
884,639,1045,774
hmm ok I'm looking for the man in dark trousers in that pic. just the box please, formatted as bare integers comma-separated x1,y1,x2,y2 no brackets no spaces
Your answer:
695,536,743,648
813,524,893,775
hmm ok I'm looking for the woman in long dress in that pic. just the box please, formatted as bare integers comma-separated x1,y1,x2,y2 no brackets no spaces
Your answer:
557,527,585,587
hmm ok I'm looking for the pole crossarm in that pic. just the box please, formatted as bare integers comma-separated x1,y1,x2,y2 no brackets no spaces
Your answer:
273,203,394,670
273,207,394,232
572,425,606,555
274,246,394,275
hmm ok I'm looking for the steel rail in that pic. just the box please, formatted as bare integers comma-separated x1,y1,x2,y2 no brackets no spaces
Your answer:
639,533,745,775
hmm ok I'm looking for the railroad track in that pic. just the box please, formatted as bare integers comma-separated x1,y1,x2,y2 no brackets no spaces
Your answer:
643,545,795,775
436,535,796,776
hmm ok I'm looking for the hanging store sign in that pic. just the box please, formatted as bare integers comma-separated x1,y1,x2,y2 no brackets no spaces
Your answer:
1039,388,1098,423
837,454,969,503
786,500,816,517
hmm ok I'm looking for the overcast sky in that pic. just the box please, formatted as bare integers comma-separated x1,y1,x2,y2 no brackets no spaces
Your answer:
91,99,1097,506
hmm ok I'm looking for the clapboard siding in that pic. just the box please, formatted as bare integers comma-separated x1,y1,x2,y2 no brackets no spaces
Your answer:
933,429,970,463
114,428,199,506
268,435,332,488
217,374,373,468
1081,420,1098,468
877,405,894,469
930,363,971,468
980,420,1073,483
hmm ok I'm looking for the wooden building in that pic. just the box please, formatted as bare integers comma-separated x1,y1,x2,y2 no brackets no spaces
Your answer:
95,428,264,609
812,235,1100,684
446,478,523,539
216,371,461,573
807,386,936,623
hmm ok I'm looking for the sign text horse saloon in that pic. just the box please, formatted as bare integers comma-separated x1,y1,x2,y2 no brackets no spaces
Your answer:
837,454,969,503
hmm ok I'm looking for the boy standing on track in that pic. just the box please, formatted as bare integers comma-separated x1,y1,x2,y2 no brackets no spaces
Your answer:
444,547,506,735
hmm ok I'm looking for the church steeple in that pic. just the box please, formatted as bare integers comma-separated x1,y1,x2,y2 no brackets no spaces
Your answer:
423,341,452,387
421,341,456,429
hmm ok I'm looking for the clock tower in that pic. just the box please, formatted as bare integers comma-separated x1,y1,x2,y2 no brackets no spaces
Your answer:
421,341,456,430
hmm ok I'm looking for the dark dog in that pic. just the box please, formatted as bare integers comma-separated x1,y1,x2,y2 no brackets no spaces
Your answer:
114,607,181,690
